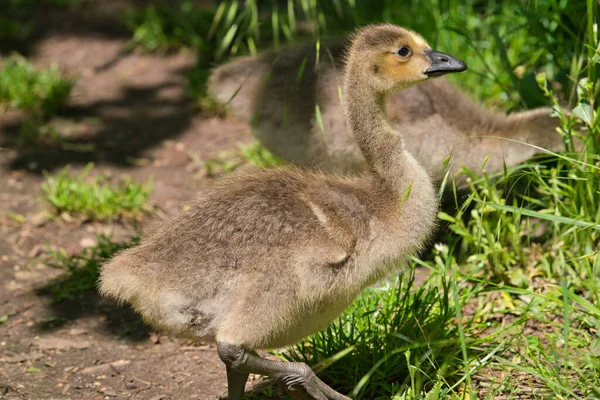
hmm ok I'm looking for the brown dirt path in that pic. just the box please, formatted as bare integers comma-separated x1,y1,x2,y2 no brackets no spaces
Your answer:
0,2,272,399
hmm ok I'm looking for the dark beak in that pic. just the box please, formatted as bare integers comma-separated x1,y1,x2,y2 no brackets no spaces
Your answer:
423,49,467,77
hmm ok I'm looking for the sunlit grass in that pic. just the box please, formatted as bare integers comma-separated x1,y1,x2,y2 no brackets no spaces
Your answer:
0,55,73,118
41,163,153,220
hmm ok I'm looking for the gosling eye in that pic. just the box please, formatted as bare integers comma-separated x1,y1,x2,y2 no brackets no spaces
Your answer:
397,46,412,58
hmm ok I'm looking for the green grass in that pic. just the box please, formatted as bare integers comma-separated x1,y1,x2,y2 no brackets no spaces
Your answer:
14,117,64,147
41,163,153,220
192,1,599,398
0,55,73,118
272,0,599,395
122,1,215,52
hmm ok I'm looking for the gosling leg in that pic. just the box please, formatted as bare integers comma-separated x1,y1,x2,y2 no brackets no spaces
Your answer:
217,342,351,400
225,367,249,400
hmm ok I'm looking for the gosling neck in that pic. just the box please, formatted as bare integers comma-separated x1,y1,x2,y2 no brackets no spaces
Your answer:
343,73,408,196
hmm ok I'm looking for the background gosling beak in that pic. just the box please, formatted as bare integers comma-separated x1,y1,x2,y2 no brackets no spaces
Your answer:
423,49,468,77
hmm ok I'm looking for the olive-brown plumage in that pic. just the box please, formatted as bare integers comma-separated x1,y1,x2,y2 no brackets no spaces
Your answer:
208,38,570,190
99,25,466,399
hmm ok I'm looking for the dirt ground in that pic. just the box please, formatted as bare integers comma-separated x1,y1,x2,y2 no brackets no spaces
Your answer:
0,1,274,399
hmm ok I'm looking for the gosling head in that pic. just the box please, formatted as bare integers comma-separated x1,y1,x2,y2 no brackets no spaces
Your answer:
346,24,467,93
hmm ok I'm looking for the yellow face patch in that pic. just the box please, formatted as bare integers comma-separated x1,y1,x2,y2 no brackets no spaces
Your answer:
375,36,432,84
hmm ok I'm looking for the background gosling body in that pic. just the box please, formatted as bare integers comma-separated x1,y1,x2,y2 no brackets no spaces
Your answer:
208,38,566,189
100,24,466,399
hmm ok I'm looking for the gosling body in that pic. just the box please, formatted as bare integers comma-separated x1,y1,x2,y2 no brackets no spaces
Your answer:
100,166,434,349
100,25,466,399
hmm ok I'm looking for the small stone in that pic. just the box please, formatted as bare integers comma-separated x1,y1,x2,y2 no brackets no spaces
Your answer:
79,237,97,248
149,332,160,344
80,359,131,375
100,388,117,397
68,328,87,336
60,212,73,222
125,381,137,390
61,384,71,395
29,212,50,227
28,245,43,259
14,270,42,281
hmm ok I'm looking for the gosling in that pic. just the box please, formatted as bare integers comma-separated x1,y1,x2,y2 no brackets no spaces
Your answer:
209,38,568,191
99,24,467,399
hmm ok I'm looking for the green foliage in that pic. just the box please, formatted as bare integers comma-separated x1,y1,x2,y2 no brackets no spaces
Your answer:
0,55,73,118
0,17,31,46
122,1,214,52
47,235,139,302
438,70,599,290
13,117,60,147
121,1,219,108
122,1,590,114
41,163,153,220
207,0,588,110
238,141,284,168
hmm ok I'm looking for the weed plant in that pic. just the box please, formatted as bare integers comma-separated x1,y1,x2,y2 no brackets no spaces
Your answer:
41,163,153,220
0,55,72,118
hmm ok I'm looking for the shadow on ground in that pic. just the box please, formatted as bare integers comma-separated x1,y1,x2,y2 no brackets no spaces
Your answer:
1,0,206,174
33,235,151,340
35,284,152,341
1,67,195,173
0,0,154,56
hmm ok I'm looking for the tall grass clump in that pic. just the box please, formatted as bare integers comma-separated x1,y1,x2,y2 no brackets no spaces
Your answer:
440,7,599,287
41,163,153,220
0,55,73,118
